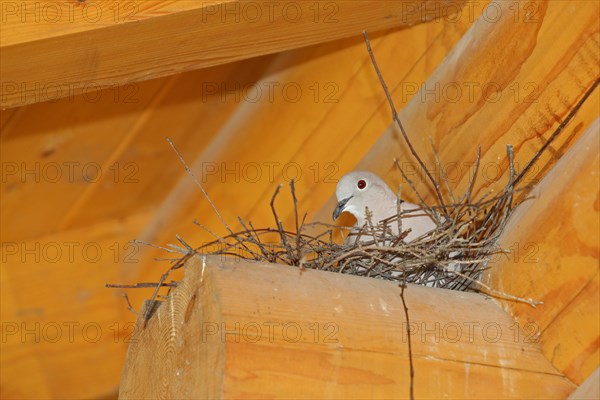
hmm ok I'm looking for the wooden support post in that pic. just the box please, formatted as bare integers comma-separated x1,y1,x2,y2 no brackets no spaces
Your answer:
120,255,573,398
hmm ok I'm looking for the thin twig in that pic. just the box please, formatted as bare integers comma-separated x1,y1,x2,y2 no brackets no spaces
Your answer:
363,30,448,216
514,77,600,186
465,146,481,205
122,293,138,315
399,282,415,400
105,282,178,289
290,180,302,263
270,184,295,264
166,137,234,235
131,239,186,255
451,270,542,307
193,220,227,244
396,184,403,238
430,137,456,205
393,158,439,224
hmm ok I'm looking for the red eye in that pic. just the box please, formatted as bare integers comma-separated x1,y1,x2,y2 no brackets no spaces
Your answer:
357,179,366,189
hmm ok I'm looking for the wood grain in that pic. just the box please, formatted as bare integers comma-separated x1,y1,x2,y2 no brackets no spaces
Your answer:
1,0,464,108
484,121,600,385
0,55,275,242
313,0,599,226
568,367,600,400
0,211,152,398
2,0,598,397
2,15,471,397
120,255,574,399
134,2,486,274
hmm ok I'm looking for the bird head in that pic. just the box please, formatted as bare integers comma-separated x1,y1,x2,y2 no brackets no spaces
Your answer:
332,171,395,225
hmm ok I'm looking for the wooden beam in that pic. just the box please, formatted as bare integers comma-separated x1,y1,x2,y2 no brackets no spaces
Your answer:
0,54,276,243
0,0,464,108
484,120,600,384
120,255,574,399
568,367,600,400
0,211,153,399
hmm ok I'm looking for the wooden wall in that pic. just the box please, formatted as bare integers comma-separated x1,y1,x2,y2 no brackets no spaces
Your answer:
1,0,598,398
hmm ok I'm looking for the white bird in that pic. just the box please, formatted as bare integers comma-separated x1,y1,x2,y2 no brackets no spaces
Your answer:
333,171,436,243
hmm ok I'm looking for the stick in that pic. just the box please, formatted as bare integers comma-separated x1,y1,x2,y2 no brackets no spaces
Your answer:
290,180,302,263
430,138,456,205
123,293,138,315
270,184,296,264
452,270,543,307
363,31,449,216
465,146,481,205
105,282,178,289
399,282,415,400
514,77,599,186
166,137,234,236
393,158,440,224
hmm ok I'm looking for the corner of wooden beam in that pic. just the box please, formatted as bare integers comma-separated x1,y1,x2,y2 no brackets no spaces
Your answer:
119,254,574,398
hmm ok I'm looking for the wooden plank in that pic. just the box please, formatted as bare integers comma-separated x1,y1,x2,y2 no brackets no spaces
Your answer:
0,211,153,399
56,54,277,233
0,277,53,399
484,121,599,384
0,0,465,108
120,255,574,399
542,272,599,385
1,1,198,46
2,2,597,398
0,54,278,242
0,77,167,242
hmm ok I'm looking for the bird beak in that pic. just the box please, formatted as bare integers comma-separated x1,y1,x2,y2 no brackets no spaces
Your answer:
333,196,352,220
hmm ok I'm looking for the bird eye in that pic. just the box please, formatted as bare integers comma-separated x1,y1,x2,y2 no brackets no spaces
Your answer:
357,179,366,189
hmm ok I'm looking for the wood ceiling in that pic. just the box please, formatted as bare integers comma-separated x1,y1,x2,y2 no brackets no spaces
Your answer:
1,0,598,398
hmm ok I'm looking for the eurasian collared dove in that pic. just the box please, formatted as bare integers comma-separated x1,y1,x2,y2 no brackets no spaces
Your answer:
333,171,436,243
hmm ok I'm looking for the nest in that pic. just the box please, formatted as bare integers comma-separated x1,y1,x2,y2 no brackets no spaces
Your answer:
183,145,518,292
118,137,539,320
107,32,599,322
